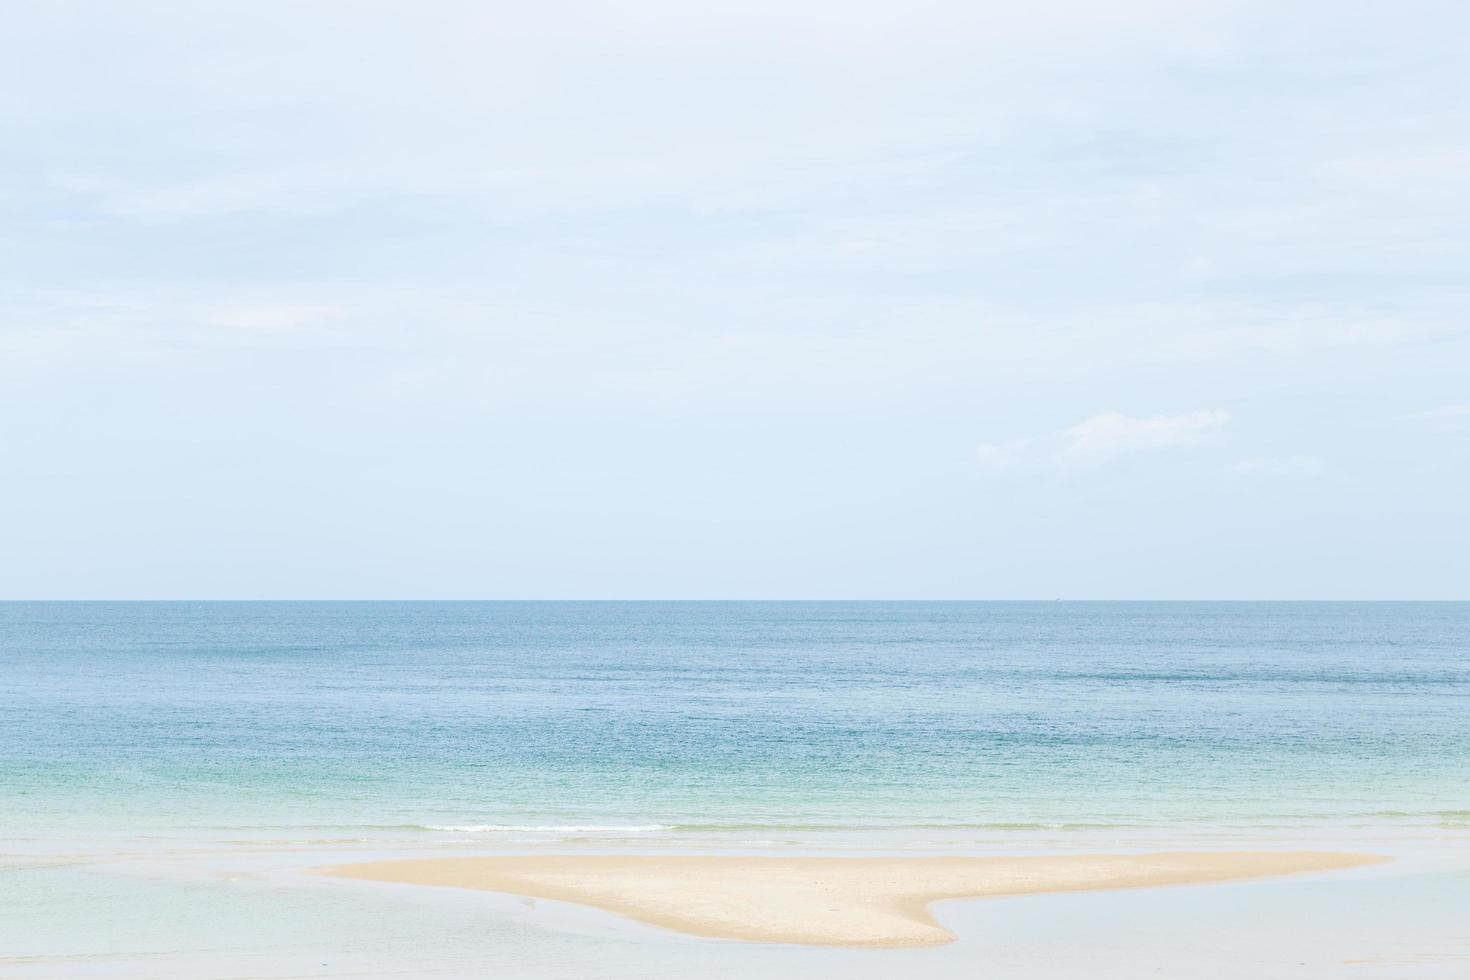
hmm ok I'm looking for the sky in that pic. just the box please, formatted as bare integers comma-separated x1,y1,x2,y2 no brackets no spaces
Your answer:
2,0,1467,599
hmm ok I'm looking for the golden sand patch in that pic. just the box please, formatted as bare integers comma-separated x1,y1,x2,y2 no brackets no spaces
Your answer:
322,851,1385,947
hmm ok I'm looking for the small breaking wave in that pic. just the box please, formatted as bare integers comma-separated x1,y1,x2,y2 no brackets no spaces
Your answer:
422,823,673,833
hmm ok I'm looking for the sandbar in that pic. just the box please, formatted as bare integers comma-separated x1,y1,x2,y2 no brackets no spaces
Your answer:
321,851,1385,947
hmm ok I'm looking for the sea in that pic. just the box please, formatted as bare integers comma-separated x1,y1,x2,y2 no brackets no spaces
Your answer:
3,601,1468,977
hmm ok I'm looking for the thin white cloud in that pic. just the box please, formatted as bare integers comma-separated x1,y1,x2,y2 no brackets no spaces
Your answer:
1408,403,1470,429
974,441,1029,469
1062,410,1229,464
978,410,1230,470
205,303,345,331
1232,455,1325,477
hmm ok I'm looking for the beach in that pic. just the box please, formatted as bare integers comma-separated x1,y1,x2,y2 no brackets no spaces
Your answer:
321,851,1387,946
8,0,1468,970
3,601,1468,976
5,834,1465,978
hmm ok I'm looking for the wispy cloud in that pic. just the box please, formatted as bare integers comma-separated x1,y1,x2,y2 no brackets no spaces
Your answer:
1232,455,1325,478
1062,410,1230,464
1407,403,1470,430
205,303,346,331
978,410,1230,471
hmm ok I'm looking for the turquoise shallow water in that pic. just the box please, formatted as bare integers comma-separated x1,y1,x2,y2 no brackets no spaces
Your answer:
3,601,1467,840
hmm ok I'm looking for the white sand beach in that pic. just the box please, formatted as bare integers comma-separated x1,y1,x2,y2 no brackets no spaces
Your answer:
322,851,1386,947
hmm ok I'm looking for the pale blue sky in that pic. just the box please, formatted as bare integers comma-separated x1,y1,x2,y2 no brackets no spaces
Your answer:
2,1,1467,598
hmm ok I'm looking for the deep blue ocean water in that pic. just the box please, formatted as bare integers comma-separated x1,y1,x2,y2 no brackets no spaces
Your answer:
3,601,1468,839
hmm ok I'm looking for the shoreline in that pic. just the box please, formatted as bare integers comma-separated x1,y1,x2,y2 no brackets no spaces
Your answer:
321,851,1387,947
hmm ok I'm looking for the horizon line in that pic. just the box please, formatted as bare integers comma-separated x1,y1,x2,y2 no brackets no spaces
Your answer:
2,598,1467,604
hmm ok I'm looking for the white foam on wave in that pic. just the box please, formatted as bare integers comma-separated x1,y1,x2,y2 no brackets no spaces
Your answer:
423,823,673,833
